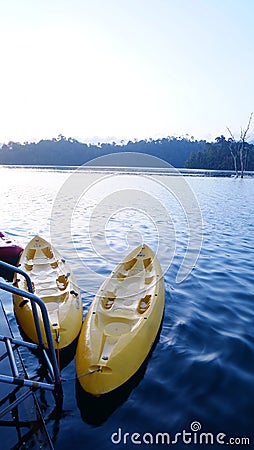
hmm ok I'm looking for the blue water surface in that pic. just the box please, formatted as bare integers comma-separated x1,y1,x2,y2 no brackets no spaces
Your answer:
0,167,254,449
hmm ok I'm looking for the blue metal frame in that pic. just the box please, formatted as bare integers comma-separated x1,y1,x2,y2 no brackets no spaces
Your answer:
0,260,61,387
2,260,44,346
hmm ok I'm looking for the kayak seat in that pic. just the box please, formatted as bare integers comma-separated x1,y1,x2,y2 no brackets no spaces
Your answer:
108,307,137,319
117,278,143,296
104,321,131,337
96,307,138,332
99,300,137,318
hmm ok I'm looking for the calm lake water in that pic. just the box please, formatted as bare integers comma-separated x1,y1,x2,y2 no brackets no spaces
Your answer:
0,165,254,449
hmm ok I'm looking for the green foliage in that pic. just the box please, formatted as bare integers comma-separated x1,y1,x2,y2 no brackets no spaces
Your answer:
0,134,253,171
185,135,254,172
0,135,205,167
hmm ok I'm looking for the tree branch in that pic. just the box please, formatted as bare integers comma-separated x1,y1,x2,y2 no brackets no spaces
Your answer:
243,112,253,141
226,126,235,141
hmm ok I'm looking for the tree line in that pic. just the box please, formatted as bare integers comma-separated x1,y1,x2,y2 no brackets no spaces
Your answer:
185,114,254,177
185,135,254,174
0,135,205,168
0,129,253,175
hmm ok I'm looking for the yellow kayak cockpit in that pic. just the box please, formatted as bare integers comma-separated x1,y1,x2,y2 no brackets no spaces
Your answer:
13,236,83,349
76,243,164,395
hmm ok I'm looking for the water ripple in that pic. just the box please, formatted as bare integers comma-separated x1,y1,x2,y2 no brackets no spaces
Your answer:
1,169,254,446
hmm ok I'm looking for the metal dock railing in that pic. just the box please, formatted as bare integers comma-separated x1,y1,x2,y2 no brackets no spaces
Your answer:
0,260,64,448
0,298,54,448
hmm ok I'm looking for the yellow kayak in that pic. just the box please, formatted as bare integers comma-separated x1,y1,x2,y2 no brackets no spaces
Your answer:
13,236,83,349
76,244,164,395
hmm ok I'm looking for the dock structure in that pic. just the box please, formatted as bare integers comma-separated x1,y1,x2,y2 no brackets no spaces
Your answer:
0,297,54,449
0,260,64,449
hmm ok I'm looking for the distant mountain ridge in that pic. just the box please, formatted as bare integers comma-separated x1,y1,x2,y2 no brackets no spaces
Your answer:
1,134,253,171
0,135,205,168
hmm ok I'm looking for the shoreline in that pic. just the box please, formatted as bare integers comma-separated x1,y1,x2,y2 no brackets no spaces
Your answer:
1,164,254,177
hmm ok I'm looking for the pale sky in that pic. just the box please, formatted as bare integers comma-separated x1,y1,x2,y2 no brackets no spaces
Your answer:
0,0,254,144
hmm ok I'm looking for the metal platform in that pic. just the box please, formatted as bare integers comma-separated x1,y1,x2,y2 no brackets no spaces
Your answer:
0,260,66,449
0,297,54,449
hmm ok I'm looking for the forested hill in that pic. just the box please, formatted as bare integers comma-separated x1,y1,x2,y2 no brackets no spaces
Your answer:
1,135,253,171
185,135,254,172
0,135,205,167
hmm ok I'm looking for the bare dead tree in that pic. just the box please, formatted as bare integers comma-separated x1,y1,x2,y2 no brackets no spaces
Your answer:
226,127,239,177
239,112,253,178
227,112,253,178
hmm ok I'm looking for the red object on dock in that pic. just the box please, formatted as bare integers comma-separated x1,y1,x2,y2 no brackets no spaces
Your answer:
0,232,23,266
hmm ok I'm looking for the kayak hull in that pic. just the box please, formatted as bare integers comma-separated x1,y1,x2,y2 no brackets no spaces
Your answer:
76,244,164,395
13,236,83,349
